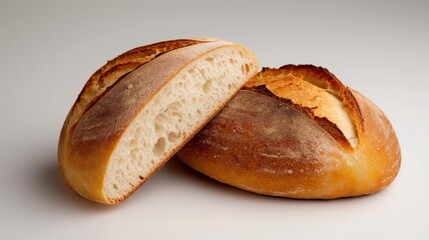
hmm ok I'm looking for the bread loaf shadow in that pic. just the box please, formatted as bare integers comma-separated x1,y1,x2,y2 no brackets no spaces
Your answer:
169,156,263,198
42,155,383,210
39,157,384,213
39,161,111,211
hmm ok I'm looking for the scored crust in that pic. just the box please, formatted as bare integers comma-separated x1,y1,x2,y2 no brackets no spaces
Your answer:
245,65,364,149
177,65,401,199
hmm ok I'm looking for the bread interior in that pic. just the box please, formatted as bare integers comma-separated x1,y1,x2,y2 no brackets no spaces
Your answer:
103,47,256,201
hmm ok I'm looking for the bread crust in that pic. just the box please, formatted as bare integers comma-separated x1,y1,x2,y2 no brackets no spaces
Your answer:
66,39,209,133
177,65,401,199
58,39,258,204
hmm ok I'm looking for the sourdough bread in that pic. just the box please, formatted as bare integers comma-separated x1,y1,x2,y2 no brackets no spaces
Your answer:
177,65,401,199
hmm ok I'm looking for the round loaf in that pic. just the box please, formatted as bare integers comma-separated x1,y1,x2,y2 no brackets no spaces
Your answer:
58,38,259,204
177,65,401,199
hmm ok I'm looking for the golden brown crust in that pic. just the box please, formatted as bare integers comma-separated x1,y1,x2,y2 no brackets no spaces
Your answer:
177,65,401,199
348,89,401,193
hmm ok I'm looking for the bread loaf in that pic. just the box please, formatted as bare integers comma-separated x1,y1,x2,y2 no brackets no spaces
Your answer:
177,65,401,199
58,38,259,204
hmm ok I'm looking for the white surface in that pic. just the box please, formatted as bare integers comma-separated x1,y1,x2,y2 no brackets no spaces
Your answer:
0,0,428,239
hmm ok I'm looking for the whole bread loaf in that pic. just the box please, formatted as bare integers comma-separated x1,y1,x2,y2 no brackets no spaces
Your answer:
177,65,401,199
58,38,259,204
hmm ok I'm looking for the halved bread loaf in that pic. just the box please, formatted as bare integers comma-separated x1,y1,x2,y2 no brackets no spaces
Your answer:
177,65,401,199
58,38,259,204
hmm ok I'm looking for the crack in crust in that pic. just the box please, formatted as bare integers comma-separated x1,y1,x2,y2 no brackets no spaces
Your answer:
244,64,364,150
245,85,353,150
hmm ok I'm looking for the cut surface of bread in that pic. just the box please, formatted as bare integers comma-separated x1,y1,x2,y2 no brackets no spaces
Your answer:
58,39,259,204
177,65,401,199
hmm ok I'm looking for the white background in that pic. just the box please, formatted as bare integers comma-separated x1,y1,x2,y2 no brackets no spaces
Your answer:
1,0,428,239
